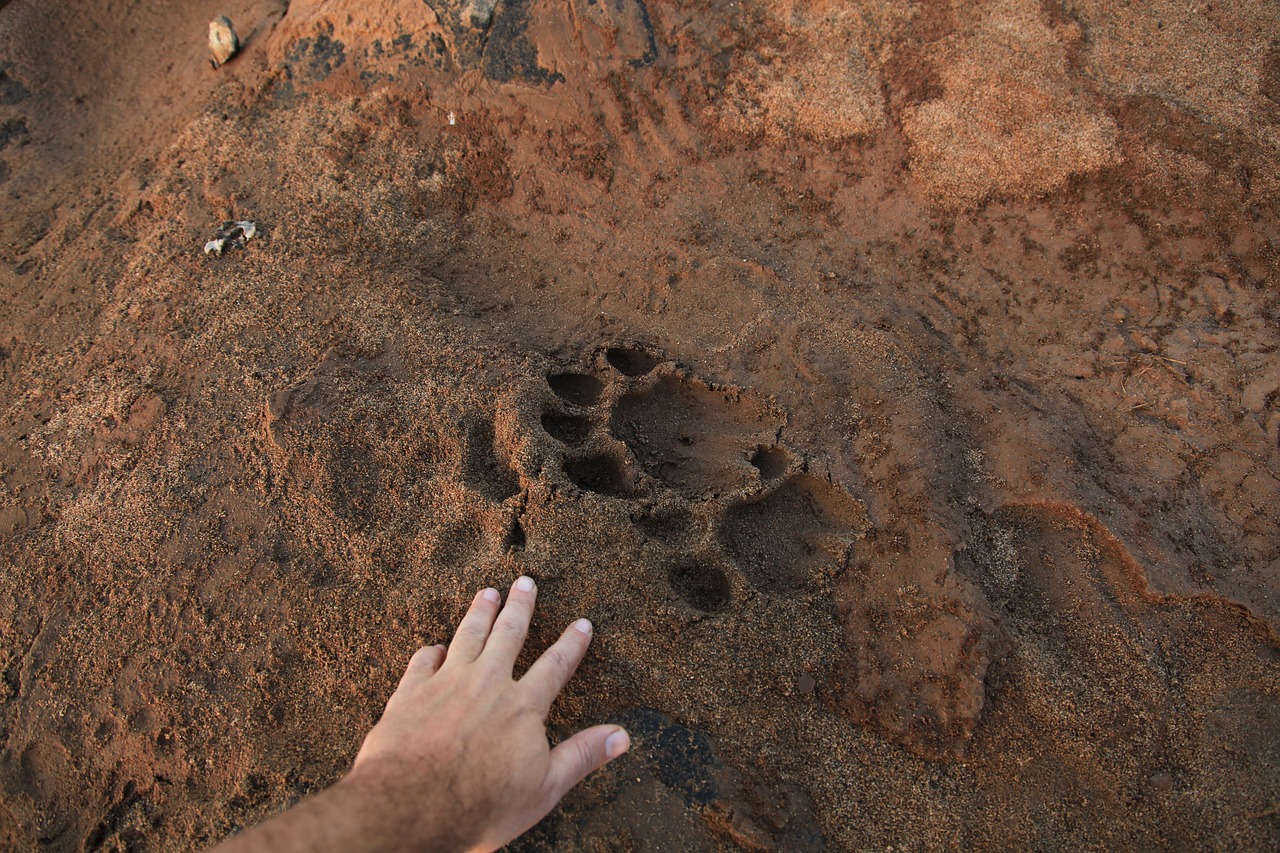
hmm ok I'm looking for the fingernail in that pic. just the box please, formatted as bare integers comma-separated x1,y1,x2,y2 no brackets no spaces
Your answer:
605,729,630,759
572,618,592,635
515,575,535,592
482,588,501,603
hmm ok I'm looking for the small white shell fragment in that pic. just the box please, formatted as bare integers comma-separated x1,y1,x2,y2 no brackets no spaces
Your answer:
209,16,239,68
203,220,256,255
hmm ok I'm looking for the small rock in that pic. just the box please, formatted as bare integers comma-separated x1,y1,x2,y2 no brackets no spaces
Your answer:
464,0,499,29
209,16,239,68
797,674,816,695
204,220,256,256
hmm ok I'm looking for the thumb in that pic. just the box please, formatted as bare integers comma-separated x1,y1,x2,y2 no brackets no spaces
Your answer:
544,725,630,804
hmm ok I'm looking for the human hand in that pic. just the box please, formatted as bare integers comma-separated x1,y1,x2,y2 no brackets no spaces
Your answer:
342,576,631,852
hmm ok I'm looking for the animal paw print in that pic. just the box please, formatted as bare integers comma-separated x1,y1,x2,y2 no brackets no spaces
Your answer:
534,345,868,611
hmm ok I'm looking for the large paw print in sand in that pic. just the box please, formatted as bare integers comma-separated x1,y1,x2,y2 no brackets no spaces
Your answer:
534,345,869,612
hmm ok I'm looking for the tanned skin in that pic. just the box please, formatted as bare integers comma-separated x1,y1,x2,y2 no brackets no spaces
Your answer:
214,576,631,853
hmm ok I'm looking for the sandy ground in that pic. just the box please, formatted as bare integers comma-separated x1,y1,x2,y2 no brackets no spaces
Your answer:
0,0,1278,849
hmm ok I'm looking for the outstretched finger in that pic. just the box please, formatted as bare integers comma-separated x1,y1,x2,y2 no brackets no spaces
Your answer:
481,576,537,671
398,644,447,690
401,640,448,681
447,587,502,664
520,618,593,713
542,725,630,810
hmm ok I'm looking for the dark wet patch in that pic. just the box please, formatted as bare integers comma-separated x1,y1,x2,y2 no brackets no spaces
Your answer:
624,0,659,68
483,0,565,85
270,78,300,107
0,118,29,151
612,706,721,806
0,67,29,105
421,0,489,68
373,31,451,74
287,24,347,82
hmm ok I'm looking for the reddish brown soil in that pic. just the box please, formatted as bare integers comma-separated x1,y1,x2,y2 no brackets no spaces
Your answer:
1,0,1278,849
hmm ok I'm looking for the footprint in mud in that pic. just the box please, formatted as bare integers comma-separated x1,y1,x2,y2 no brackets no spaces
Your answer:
430,514,485,568
502,517,527,552
719,473,869,593
609,374,781,498
537,367,635,497
630,503,695,543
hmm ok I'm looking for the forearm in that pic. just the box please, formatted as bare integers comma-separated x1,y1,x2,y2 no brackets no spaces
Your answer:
212,775,464,853
211,579,627,853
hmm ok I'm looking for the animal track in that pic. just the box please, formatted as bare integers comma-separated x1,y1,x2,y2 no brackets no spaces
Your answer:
606,346,660,376
610,374,781,498
533,354,865,611
749,445,791,479
631,504,694,542
667,558,731,612
547,372,605,406
461,416,520,502
263,355,443,530
503,517,527,552
430,514,484,567
540,409,591,445
563,452,636,497
719,473,868,592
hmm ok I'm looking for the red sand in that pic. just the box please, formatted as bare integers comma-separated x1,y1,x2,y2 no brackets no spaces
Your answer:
1,0,1277,849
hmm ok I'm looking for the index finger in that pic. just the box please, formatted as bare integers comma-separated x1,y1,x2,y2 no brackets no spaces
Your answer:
520,618,594,713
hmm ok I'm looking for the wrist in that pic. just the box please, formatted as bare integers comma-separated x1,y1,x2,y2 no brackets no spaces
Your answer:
335,768,470,853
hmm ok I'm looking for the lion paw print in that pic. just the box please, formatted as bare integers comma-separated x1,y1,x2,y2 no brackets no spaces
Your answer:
534,345,869,611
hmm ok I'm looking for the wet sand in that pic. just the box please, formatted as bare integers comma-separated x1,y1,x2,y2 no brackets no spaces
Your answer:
0,0,1278,849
